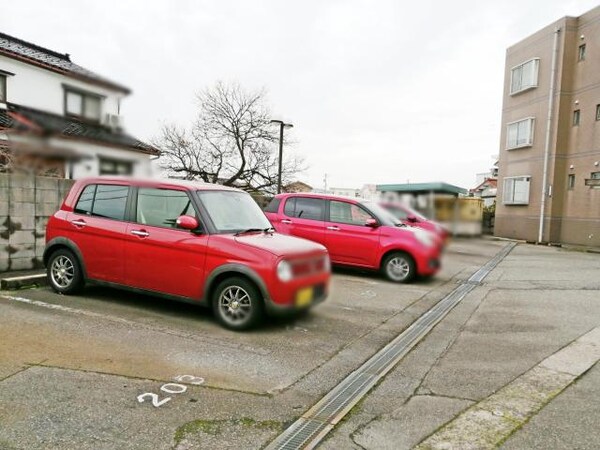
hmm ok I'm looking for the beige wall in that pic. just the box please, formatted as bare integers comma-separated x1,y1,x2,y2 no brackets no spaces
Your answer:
495,6,600,247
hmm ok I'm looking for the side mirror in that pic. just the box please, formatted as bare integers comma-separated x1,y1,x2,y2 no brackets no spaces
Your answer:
365,218,379,228
407,214,418,223
176,215,199,231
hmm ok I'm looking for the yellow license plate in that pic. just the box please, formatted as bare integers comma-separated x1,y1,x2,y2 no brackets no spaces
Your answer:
296,287,313,307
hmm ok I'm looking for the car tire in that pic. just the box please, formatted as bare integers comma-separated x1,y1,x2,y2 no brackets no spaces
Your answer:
212,277,264,331
382,252,416,283
47,248,84,294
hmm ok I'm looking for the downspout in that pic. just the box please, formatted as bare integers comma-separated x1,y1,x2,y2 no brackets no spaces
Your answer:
538,27,561,243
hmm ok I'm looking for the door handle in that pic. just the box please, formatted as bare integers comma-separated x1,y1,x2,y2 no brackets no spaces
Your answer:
327,226,340,231
131,229,149,237
71,219,86,227
281,219,293,224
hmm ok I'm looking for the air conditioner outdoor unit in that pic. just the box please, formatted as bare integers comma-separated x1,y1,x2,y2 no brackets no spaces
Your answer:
104,113,123,130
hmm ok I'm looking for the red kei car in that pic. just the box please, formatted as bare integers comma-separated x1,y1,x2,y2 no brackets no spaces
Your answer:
44,177,330,330
380,202,450,242
264,193,443,283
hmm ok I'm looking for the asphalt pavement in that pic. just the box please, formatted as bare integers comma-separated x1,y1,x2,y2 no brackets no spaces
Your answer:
1,238,599,449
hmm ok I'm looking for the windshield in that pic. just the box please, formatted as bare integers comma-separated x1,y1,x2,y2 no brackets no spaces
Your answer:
361,201,404,227
197,190,272,234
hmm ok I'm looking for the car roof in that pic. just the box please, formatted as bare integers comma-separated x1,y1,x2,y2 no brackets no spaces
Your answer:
77,176,243,192
275,192,365,203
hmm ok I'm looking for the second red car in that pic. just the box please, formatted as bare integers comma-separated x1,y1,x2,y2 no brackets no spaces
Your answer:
265,193,442,283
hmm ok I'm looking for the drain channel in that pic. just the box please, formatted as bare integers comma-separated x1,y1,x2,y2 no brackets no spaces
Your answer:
266,242,516,450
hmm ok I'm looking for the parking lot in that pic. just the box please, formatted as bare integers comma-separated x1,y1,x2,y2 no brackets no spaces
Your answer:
2,237,600,449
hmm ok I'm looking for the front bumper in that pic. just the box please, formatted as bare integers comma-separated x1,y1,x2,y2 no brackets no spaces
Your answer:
263,272,330,316
415,246,443,276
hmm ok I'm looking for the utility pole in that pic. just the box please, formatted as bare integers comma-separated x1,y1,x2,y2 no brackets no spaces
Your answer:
270,119,293,194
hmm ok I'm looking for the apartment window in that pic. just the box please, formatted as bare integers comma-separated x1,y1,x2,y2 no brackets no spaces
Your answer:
99,158,133,175
510,58,540,94
507,118,535,149
503,176,531,205
0,75,6,102
596,104,600,121
64,88,102,121
578,44,586,61
588,171,600,189
573,109,580,126
568,174,575,190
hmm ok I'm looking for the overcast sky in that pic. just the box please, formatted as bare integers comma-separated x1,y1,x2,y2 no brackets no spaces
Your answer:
3,0,599,189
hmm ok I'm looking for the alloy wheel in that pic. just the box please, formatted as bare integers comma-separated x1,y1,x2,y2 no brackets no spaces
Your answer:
218,285,253,324
51,255,75,288
386,256,410,281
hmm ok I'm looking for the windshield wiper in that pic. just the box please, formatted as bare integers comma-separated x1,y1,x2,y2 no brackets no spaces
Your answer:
234,227,273,236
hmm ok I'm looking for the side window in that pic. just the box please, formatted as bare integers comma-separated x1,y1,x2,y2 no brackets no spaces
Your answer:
93,185,129,220
294,197,325,221
283,198,296,217
137,188,196,229
73,184,129,220
264,198,281,213
74,184,96,215
329,201,373,226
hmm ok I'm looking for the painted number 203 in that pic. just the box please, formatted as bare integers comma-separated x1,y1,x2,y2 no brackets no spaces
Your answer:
137,375,205,407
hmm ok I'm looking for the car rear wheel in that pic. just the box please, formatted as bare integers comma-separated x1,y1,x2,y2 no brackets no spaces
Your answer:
382,252,415,283
212,277,264,331
47,248,84,294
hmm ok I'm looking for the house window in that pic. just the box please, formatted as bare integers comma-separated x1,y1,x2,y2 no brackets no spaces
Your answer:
507,118,535,149
596,104,600,121
578,44,586,61
573,109,580,126
64,89,102,121
568,174,575,190
0,75,6,102
99,158,133,175
510,58,540,94
503,176,531,205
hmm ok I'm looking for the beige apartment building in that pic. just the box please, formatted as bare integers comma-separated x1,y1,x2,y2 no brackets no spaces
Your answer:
495,6,600,247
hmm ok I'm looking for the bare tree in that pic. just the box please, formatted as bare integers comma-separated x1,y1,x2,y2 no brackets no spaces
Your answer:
155,82,303,194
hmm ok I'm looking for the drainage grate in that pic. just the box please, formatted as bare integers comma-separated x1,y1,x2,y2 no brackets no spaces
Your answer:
265,242,516,450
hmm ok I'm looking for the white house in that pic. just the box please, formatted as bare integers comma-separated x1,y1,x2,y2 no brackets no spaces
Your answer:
0,32,158,178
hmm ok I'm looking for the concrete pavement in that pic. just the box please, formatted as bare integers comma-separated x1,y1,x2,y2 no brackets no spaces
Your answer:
324,243,600,450
1,239,599,449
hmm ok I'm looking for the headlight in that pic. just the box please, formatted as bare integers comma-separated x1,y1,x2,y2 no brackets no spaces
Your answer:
323,254,331,272
414,229,435,247
277,260,293,281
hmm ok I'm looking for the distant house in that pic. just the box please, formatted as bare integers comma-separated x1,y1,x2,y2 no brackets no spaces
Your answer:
0,32,158,178
470,178,497,207
284,181,313,193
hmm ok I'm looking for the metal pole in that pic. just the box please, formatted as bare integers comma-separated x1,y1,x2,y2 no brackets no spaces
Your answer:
538,27,561,243
277,122,284,194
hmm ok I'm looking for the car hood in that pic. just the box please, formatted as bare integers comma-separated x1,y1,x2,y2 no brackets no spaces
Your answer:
383,224,442,244
231,232,327,257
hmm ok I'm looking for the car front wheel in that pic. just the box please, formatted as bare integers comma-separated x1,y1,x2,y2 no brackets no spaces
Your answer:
382,252,416,283
212,277,264,331
47,248,84,294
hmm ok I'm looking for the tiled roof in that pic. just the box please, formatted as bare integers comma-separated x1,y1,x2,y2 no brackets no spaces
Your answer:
0,103,159,155
0,32,130,94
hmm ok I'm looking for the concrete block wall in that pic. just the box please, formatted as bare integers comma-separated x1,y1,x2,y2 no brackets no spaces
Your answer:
0,174,75,272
